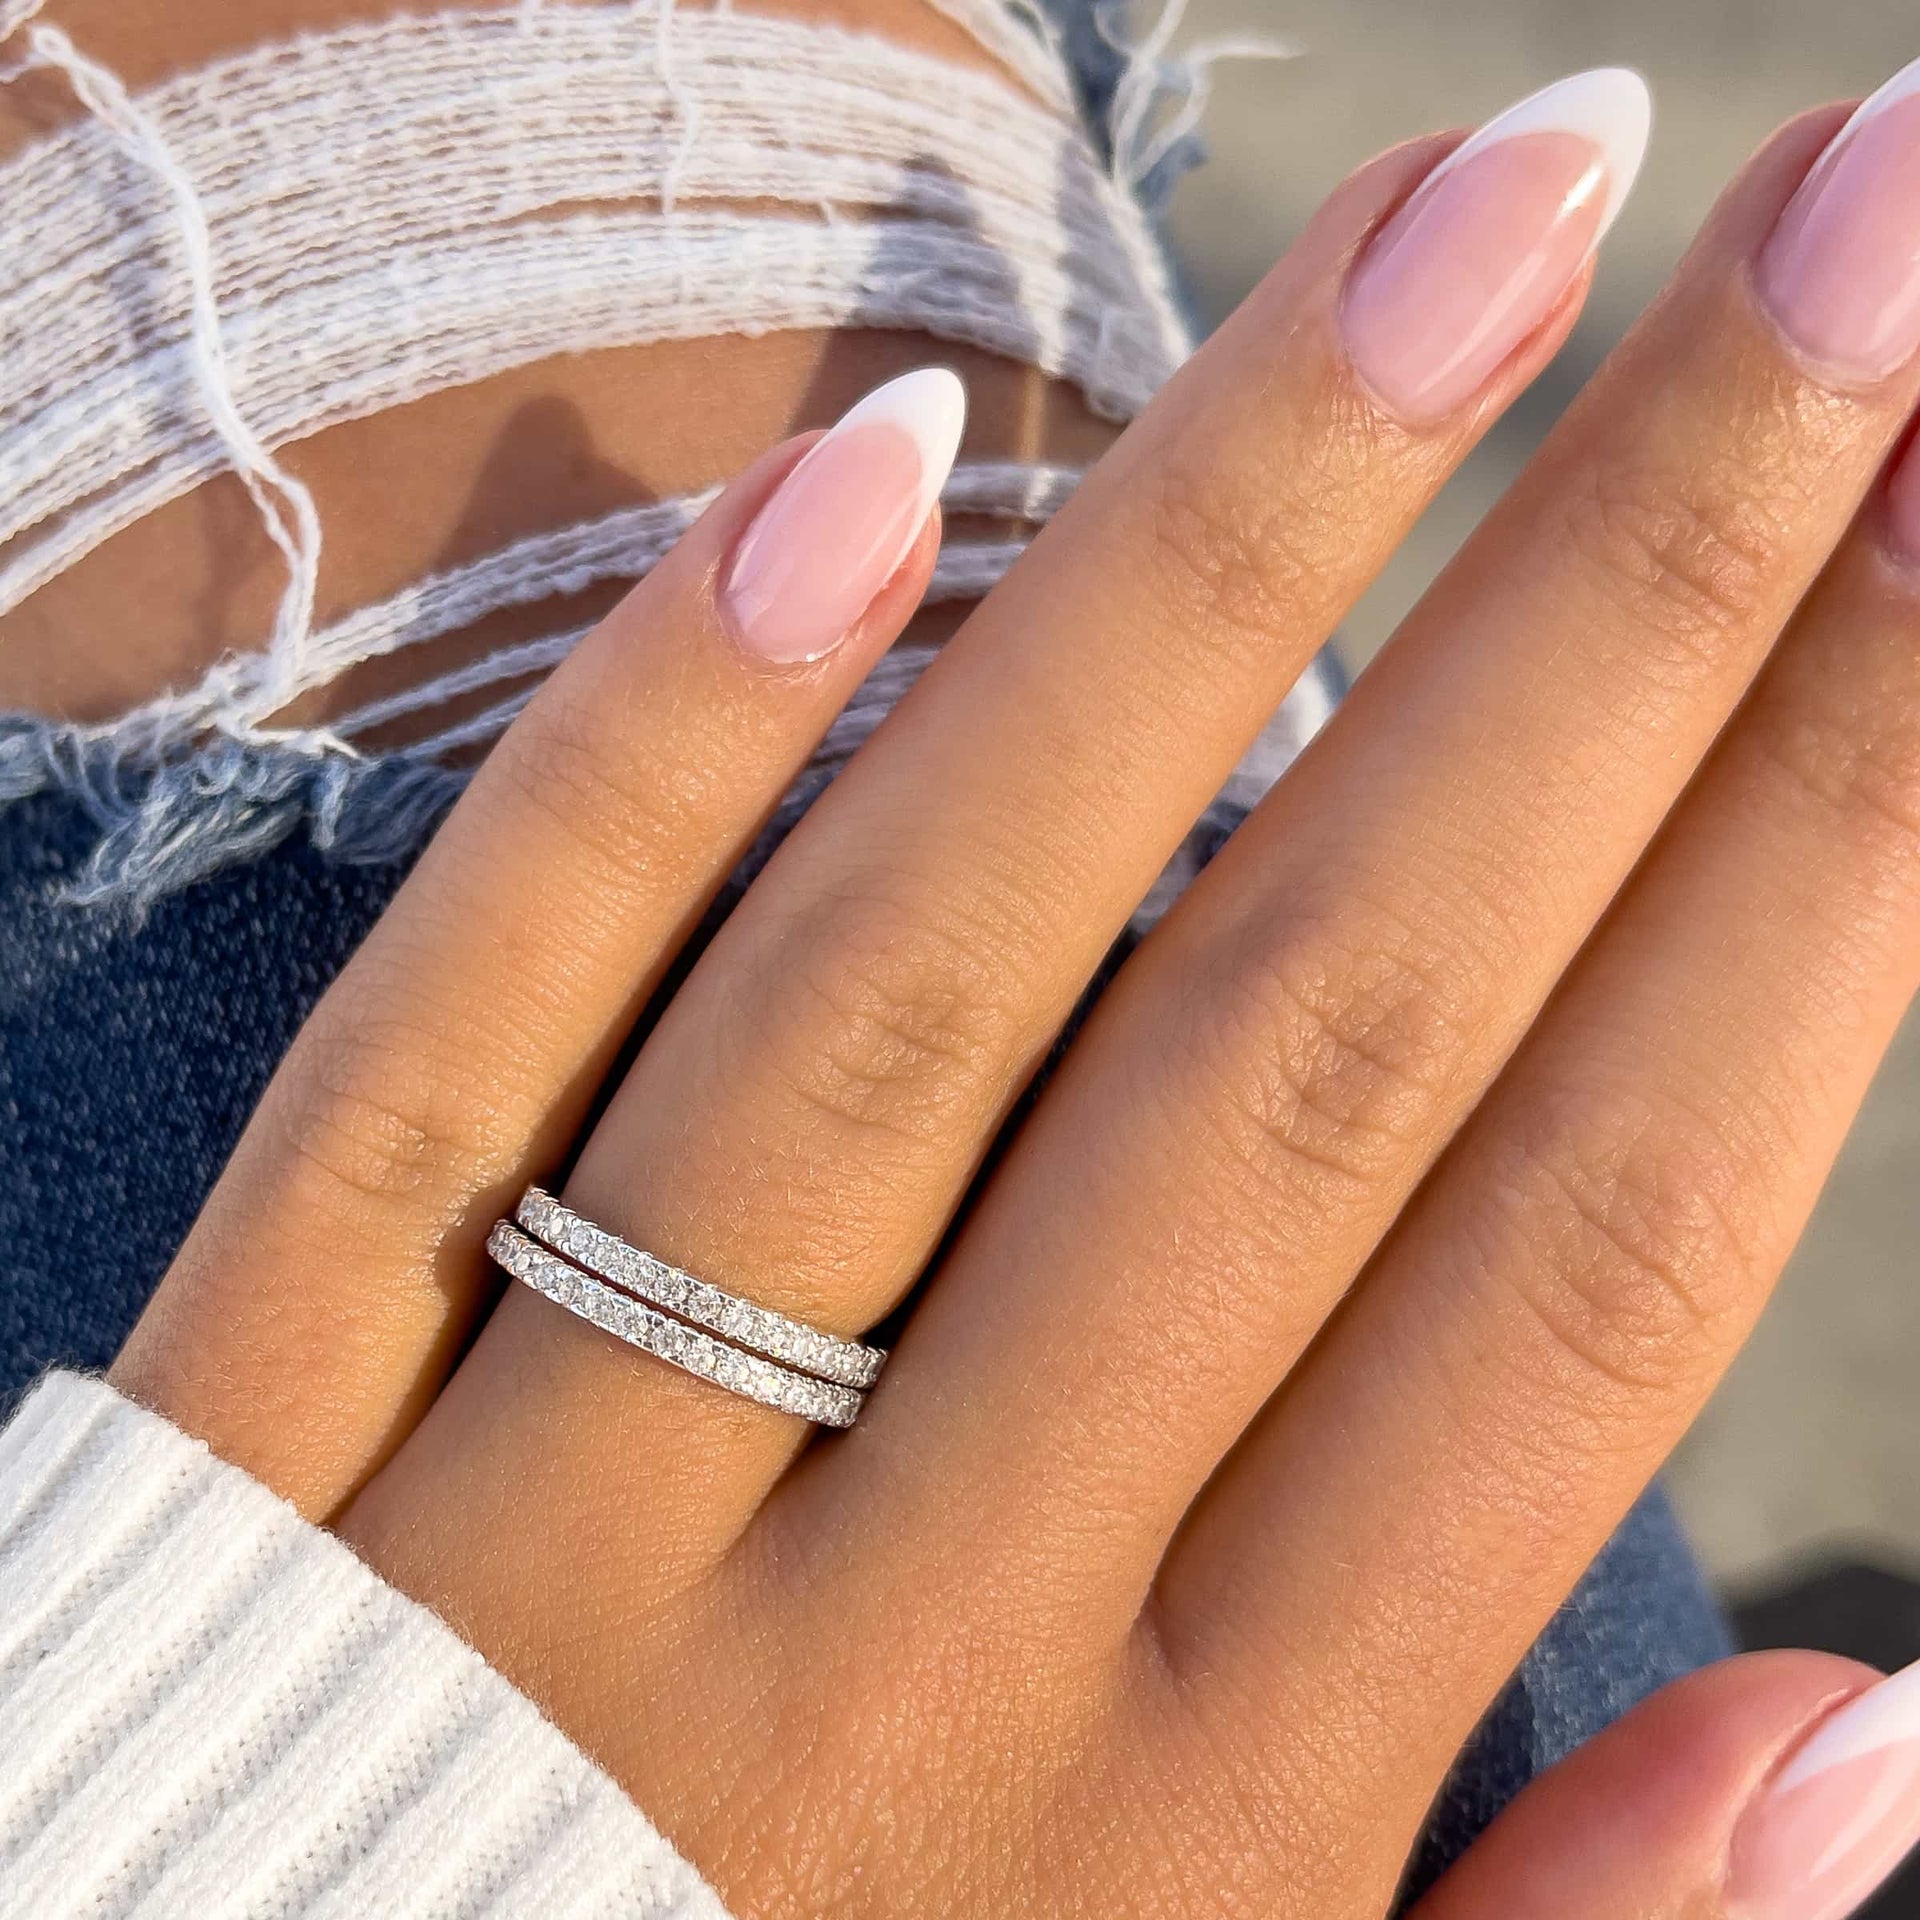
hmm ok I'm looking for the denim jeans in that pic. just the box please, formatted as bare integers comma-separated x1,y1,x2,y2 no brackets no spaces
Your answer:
0,778,1732,1898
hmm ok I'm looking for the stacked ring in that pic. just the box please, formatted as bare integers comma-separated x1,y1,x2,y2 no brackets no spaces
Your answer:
487,1190,887,1428
516,1188,886,1390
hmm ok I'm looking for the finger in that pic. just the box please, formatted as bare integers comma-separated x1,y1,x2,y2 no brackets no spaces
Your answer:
1155,255,1920,1881
111,371,964,1515
1414,1653,1920,1920
818,85,1920,1634
355,79,1643,1607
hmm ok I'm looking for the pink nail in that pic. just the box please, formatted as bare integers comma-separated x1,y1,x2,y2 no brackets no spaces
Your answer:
1757,57,1920,385
1728,1661,1920,1920
1341,69,1651,425
721,367,966,664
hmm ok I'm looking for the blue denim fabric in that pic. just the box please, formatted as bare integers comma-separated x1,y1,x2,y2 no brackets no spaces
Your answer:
0,779,1733,1896
1399,1487,1733,1902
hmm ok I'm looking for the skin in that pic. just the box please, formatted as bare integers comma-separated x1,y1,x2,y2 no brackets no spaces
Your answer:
0,0,1110,724
19,1,1920,1911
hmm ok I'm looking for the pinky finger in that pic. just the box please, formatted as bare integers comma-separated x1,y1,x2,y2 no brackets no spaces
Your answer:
1415,1652,1920,1920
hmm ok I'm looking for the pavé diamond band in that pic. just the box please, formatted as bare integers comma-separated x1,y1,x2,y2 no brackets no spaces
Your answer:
488,1224,868,1427
515,1187,886,1391
487,1197,884,1427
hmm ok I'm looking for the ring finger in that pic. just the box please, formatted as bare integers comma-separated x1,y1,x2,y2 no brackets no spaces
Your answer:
348,79,1644,1606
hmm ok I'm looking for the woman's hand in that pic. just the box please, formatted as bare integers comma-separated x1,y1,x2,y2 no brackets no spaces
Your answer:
111,64,1920,1919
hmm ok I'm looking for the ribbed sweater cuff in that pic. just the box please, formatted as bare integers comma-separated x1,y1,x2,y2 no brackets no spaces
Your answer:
0,1371,730,1920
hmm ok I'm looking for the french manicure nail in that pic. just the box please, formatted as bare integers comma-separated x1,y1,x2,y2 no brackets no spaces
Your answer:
1341,68,1652,425
1728,1661,1920,1920
1757,56,1920,385
721,367,967,664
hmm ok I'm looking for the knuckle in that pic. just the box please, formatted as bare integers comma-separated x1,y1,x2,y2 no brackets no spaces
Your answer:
1555,457,1784,646
1190,906,1478,1197
1750,682,1920,856
1483,1085,1763,1399
496,677,710,888
1142,455,1320,658
271,1006,500,1219
769,902,1021,1144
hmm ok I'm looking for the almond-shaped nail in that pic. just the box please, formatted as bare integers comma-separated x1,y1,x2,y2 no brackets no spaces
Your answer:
1728,1660,1920,1920
721,367,966,664
1757,56,1920,385
1342,68,1652,425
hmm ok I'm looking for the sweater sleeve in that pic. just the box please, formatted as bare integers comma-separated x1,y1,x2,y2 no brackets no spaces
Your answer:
0,1372,733,1920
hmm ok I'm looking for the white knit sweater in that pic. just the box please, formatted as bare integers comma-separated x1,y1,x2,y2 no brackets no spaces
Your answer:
0,1372,732,1919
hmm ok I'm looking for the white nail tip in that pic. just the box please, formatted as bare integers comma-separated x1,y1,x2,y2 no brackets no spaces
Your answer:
1828,53,1920,149
1774,1660,1920,1795
1427,68,1653,243
829,366,968,528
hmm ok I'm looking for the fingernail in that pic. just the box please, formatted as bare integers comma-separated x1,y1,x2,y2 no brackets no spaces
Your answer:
1757,57,1920,385
1342,68,1652,424
1728,1661,1920,1920
721,367,966,663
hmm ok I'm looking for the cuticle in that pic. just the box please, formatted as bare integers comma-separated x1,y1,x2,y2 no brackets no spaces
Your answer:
1737,254,1918,399
1761,1682,1887,1798
1716,1681,1879,1910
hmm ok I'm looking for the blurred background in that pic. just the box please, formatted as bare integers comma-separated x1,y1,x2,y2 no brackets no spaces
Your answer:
1162,6,1920,1898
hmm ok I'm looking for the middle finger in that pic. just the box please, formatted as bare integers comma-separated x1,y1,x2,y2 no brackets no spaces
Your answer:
820,91,1920,1628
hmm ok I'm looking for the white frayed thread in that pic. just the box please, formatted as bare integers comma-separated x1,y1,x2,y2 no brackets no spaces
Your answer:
0,4,1188,629
923,0,1074,107
0,2,1342,913
281,460,1081,733
0,457,1095,905
20,24,324,717
647,0,702,220
0,0,44,44
0,652,1335,923
1099,0,1297,196
329,538,1033,754
21,461,1079,787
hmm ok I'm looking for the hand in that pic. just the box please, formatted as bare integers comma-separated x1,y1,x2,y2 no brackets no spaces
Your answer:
114,67,1920,1919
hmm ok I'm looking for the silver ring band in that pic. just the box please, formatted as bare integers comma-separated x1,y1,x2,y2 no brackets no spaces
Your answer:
516,1186,886,1391
488,1223,866,1427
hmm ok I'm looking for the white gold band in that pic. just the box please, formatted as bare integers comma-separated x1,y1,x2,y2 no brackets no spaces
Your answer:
487,1222,868,1428
516,1187,887,1390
